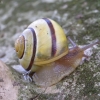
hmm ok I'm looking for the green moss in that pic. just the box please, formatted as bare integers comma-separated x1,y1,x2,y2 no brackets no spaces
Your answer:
76,60,100,98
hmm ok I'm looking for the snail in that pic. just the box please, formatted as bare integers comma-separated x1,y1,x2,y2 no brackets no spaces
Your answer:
15,18,99,87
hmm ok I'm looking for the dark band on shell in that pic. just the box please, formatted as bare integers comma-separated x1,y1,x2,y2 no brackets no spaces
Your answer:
43,18,57,57
26,28,37,71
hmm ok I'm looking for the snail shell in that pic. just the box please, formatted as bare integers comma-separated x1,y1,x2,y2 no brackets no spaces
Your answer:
15,18,68,72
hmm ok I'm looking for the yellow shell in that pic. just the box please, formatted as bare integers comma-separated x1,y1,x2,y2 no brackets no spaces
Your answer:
15,18,68,71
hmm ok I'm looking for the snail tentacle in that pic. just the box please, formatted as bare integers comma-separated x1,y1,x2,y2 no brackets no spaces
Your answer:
68,37,77,47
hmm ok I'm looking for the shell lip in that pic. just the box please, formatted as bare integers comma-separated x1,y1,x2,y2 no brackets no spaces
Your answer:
34,50,68,65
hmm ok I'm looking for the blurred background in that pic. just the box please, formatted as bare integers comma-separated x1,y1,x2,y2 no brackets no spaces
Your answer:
0,0,100,100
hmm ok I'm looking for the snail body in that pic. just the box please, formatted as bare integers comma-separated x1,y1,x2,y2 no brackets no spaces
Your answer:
33,46,84,87
15,18,99,87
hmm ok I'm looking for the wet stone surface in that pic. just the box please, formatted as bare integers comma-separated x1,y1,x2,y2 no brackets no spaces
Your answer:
0,0,100,100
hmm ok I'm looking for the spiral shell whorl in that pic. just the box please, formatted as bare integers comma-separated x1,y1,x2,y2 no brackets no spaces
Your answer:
15,35,25,59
